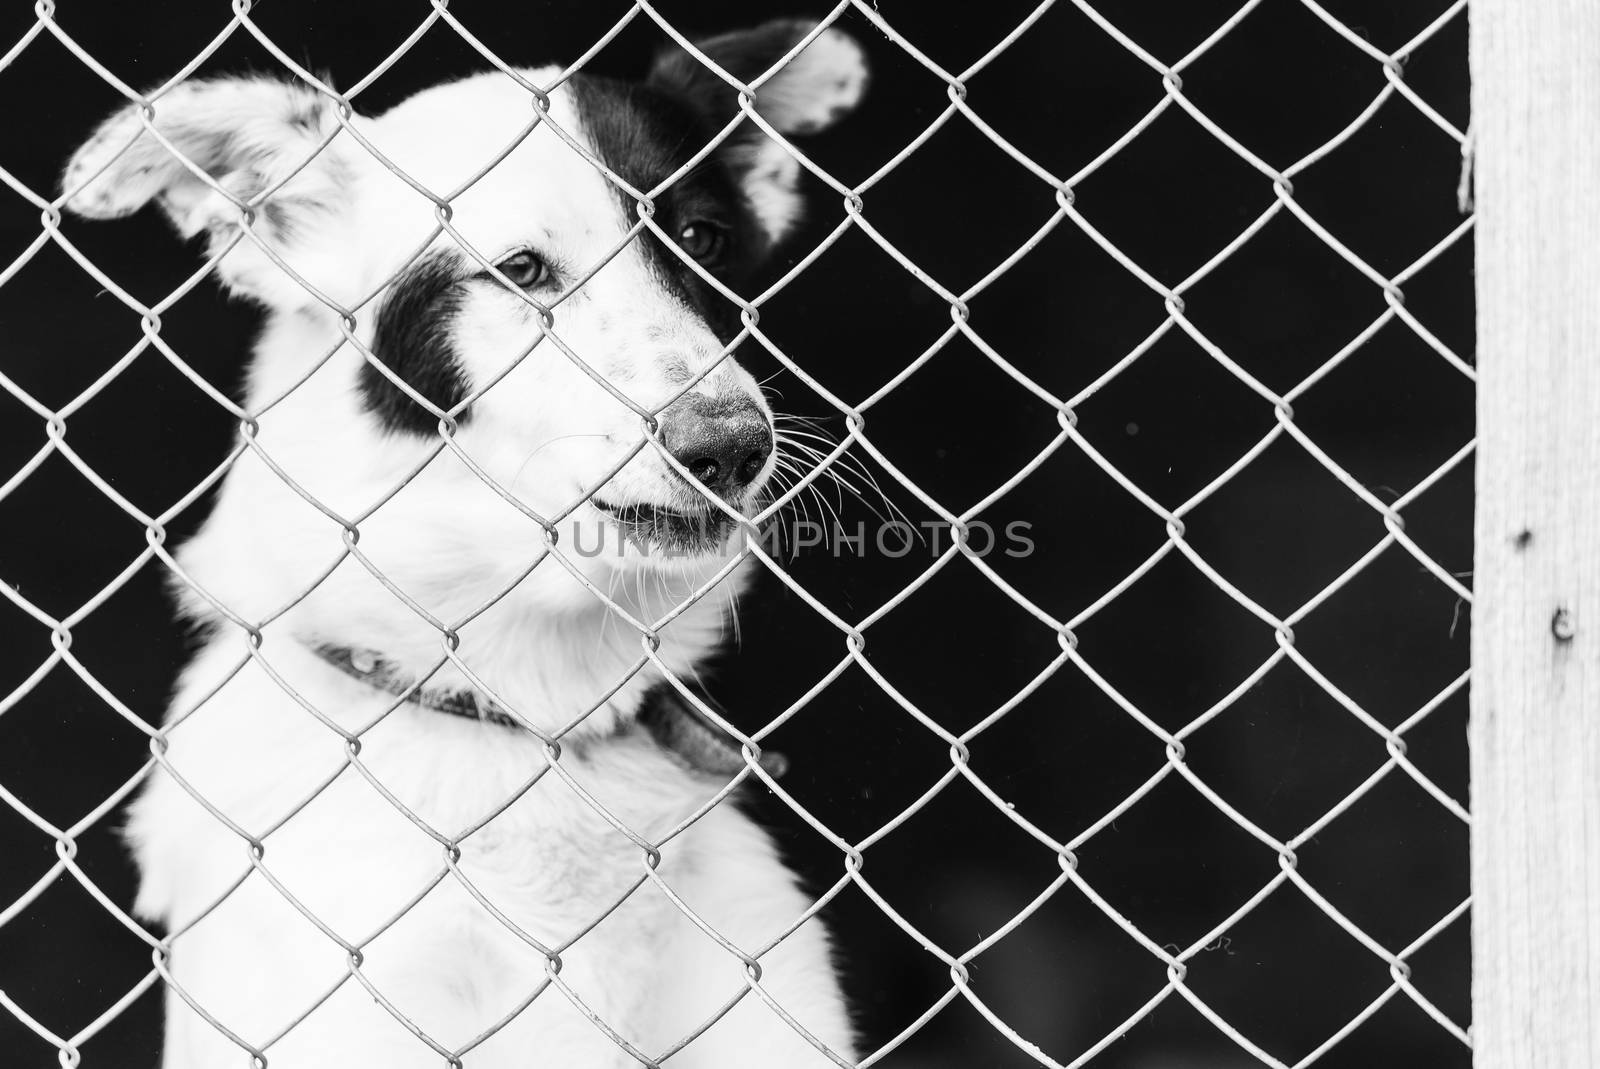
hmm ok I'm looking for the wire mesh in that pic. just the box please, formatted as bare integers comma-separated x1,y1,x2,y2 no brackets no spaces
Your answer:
0,1,1473,1067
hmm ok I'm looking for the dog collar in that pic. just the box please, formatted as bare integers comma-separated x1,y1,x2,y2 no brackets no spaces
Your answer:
309,643,787,779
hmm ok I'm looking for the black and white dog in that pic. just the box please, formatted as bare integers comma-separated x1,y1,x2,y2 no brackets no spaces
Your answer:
62,19,866,1068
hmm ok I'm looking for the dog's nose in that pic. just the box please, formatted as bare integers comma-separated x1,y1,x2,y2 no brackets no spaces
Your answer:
660,394,773,497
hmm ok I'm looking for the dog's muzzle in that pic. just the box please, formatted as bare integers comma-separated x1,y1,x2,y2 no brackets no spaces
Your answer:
660,393,773,499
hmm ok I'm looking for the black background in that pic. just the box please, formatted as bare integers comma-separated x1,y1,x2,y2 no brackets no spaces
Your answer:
0,1,1473,1067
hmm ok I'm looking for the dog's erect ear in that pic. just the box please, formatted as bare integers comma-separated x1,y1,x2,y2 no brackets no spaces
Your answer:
649,19,869,136
61,77,349,306
649,20,868,245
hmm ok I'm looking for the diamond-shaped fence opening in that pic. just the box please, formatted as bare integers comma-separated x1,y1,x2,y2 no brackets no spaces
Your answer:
0,1,1487,1067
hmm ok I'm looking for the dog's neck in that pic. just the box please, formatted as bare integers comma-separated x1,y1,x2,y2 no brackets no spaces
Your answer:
289,588,734,739
308,640,787,777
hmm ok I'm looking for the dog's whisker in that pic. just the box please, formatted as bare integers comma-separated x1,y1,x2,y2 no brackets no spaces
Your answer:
808,483,845,539
771,411,832,434
775,435,871,503
757,465,812,562
773,457,819,530
778,442,866,503
773,428,915,539
653,563,671,616
599,561,625,655
784,433,913,528
726,579,743,648
753,477,793,561
511,432,609,488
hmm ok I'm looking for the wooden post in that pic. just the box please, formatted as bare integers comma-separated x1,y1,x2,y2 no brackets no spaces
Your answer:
1471,2,1600,1065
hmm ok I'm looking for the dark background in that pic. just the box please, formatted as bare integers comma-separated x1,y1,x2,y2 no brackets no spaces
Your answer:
0,1,1473,1067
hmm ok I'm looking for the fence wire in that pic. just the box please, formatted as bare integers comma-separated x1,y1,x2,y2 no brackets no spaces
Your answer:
0,1,1473,1067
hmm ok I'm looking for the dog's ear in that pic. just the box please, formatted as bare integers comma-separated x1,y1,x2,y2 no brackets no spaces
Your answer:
648,20,868,246
60,76,350,307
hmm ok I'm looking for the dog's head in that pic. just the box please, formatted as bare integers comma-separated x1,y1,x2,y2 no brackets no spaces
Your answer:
61,21,865,641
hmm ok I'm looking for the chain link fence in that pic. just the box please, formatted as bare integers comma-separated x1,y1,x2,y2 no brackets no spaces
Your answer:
0,1,1473,1066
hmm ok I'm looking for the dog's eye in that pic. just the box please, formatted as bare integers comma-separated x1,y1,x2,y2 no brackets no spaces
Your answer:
677,221,727,264
495,250,551,289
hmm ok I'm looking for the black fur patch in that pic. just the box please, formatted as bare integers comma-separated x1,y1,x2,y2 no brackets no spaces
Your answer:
647,19,816,120
569,74,763,340
361,250,472,436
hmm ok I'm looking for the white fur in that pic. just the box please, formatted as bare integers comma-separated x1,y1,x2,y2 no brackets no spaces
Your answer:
743,26,871,243
62,41,864,1069
751,28,869,136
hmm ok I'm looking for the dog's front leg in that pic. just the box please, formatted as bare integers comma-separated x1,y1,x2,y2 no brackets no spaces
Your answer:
638,805,857,1068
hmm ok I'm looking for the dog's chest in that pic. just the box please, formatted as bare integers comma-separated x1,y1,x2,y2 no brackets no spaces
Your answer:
134,662,716,936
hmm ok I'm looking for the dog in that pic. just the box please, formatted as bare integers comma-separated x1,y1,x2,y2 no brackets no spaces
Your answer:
61,18,867,1068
